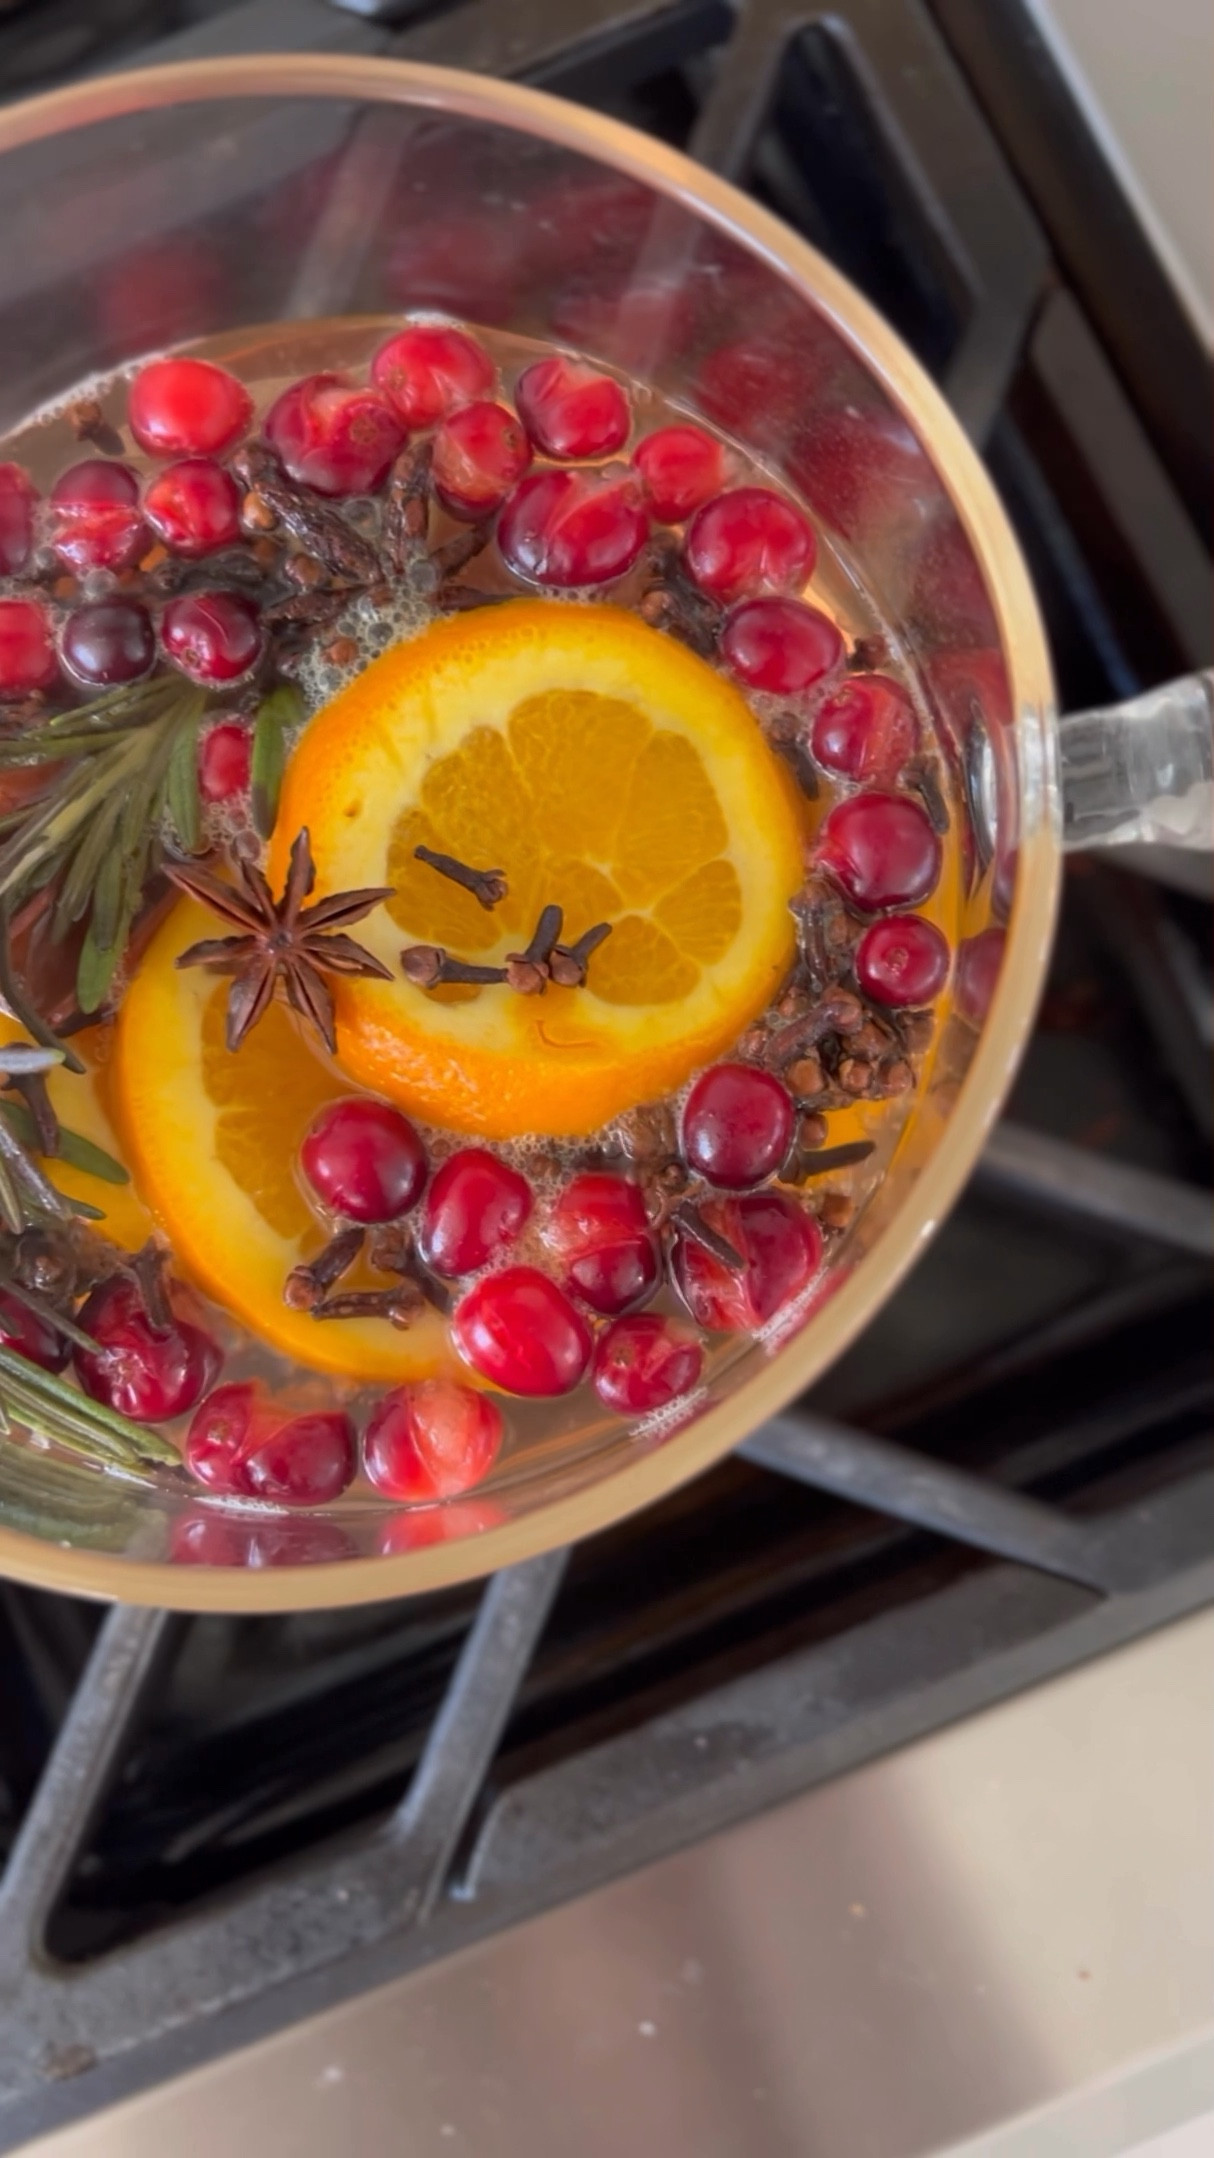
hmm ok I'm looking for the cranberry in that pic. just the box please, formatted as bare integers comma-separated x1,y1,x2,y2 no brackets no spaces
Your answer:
301,1097,427,1224
185,1381,355,1505
0,599,56,695
421,1148,532,1277
721,597,843,696
371,325,495,427
49,460,146,574
633,424,728,524
593,1312,703,1414
514,355,630,460
198,719,252,804
811,675,917,786
672,1192,823,1333
143,457,241,557
817,793,942,912
161,589,264,684
60,599,153,687
497,467,648,587
264,372,404,497
684,487,816,604
432,401,530,518
0,1286,69,1373
452,1267,591,1396
363,1379,503,1501
545,1172,659,1316
0,463,35,575
681,1064,794,1189
856,915,950,1006
128,356,251,457
75,1275,219,1423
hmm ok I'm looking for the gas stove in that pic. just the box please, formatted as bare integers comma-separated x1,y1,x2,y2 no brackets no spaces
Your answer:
0,3,1210,2152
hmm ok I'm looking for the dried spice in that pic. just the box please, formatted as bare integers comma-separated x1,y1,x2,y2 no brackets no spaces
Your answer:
283,1225,365,1311
414,845,507,911
382,440,432,576
168,826,393,1054
638,538,722,658
232,442,381,585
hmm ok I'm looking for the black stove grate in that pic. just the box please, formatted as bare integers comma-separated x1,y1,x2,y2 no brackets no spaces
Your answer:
0,0,1209,2142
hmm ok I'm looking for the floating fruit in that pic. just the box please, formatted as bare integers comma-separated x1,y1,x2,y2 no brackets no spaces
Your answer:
856,915,950,1006
515,355,630,460
811,674,916,785
270,601,803,1139
0,598,56,695
371,325,494,426
0,1287,69,1373
49,460,145,573
187,1381,355,1504
161,589,264,683
363,1378,502,1499
721,598,843,695
128,356,252,456
421,1149,532,1277
300,1098,427,1224
545,1171,658,1315
60,599,154,687
681,1063,794,1188
75,1275,220,1423
672,1192,822,1331
633,424,727,523
432,400,530,516
452,1267,591,1395
817,792,942,911
198,719,252,804
684,487,816,603
144,457,241,556
114,908,451,1382
593,1312,702,1412
497,467,648,586
264,372,403,496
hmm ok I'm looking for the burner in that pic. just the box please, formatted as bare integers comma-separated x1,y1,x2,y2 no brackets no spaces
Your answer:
0,1,1209,2141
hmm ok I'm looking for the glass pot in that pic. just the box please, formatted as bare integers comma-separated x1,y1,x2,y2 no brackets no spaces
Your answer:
0,57,1207,1610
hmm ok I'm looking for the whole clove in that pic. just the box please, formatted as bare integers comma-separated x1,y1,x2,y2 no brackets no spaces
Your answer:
414,845,508,911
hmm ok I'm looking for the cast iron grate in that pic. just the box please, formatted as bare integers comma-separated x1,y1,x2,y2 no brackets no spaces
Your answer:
0,0,1209,2143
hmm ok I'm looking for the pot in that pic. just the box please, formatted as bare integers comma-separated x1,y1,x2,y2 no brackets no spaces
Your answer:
0,56,1207,1609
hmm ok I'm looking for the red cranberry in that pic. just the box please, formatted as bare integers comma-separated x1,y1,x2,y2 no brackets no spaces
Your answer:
49,460,146,574
432,401,530,517
60,599,153,687
0,599,56,695
497,467,648,587
856,915,950,1006
161,589,264,684
185,1381,355,1505
198,719,252,803
371,325,494,427
452,1267,591,1396
514,355,630,460
421,1148,532,1277
264,372,404,496
672,1192,823,1333
128,357,251,457
632,424,728,524
143,457,241,557
75,1275,220,1423
955,927,1005,1026
817,793,942,912
545,1172,659,1316
0,1286,69,1372
363,1379,503,1501
721,598,843,696
682,1064,794,1189
301,1098,427,1224
811,675,917,785
684,487,816,604
593,1313,702,1414
0,463,36,575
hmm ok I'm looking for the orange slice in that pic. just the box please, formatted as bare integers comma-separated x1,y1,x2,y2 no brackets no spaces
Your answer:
112,900,451,1383
0,1014,151,1249
270,600,804,1138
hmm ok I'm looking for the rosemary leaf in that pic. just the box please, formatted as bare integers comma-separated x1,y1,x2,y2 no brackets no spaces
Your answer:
251,684,300,839
0,1098,128,1185
166,717,202,855
76,915,126,1016
0,1275,97,1353
0,1150,23,1233
66,1194,106,1221
0,1341,180,1468
89,843,125,956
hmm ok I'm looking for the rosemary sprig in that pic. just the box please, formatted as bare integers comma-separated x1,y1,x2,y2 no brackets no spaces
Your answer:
0,675,209,1014
0,1341,179,1471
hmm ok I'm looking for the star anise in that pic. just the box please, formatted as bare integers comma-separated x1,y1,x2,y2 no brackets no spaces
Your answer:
166,828,393,1054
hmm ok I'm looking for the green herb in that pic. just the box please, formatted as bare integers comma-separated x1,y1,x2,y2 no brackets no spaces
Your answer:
0,1097,128,1184
0,675,208,1014
250,683,301,838
0,1341,179,1471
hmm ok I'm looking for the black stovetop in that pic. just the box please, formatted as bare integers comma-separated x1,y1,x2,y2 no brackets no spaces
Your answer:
0,1,1210,2142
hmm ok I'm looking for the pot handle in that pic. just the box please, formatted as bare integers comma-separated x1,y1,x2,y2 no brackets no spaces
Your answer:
1057,669,1214,851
